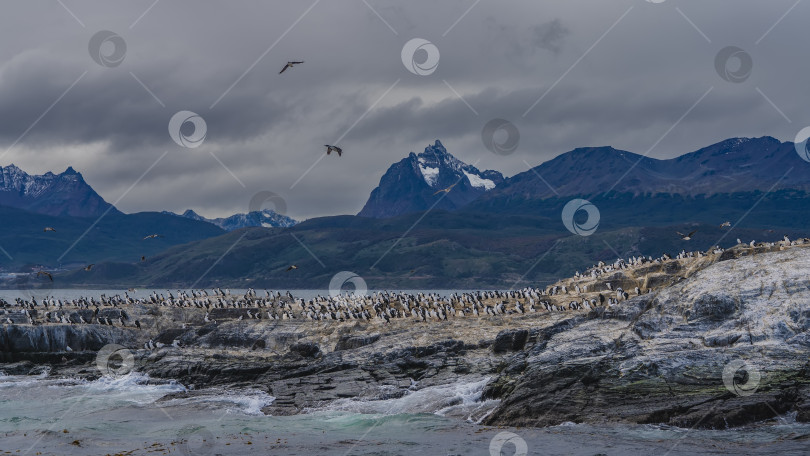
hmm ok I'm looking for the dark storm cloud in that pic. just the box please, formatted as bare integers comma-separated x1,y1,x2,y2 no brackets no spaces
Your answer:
532,20,568,55
0,0,805,219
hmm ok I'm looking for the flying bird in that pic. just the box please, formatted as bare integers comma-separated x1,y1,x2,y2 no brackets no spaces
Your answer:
285,265,298,271
140,256,146,262
84,264,94,271
676,230,697,241
43,227,56,232
279,61,304,74
324,145,342,156
720,221,731,228
36,270,53,281
143,234,163,240
433,183,458,196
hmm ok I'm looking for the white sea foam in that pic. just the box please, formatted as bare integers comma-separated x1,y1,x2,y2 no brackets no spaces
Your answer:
158,388,276,416
81,372,186,405
309,376,498,422
0,371,61,389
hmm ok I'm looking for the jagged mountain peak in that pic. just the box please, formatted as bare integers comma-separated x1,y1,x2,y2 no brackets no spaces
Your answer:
0,163,118,218
358,140,504,218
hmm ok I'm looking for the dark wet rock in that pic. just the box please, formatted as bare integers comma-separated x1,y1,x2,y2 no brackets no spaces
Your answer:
289,342,321,358
334,334,380,351
492,329,528,353
0,324,134,353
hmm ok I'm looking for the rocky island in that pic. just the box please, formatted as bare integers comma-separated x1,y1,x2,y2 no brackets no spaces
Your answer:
1,240,809,430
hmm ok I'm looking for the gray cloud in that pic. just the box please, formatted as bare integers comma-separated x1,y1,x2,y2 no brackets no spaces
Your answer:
0,0,804,220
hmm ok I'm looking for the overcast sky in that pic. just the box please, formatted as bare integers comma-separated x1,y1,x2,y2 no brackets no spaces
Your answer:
0,0,805,219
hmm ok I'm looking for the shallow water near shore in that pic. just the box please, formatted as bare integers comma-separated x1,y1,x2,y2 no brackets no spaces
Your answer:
1,372,809,456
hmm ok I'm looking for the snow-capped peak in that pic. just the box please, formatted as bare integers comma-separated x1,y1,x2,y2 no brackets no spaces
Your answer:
415,140,501,190
173,208,298,231
0,164,117,217
358,140,505,219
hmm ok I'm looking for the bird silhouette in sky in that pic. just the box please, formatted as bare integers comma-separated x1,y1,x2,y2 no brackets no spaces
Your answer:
279,61,304,74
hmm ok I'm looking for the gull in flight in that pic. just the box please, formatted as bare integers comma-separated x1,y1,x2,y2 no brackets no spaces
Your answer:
286,265,298,271
676,230,697,241
143,234,163,240
36,270,53,281
433,183,458,196
324,145,342,157
279,61,304,74
84,264,94,271
43,227,56,232
720,221,731,228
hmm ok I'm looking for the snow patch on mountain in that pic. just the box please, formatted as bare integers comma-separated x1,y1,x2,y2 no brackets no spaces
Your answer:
419,163,440,187
463,171,496,190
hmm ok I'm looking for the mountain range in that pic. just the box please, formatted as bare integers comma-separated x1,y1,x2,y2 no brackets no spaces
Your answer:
478,137,806,203
2,135,810,287
167,209,298,231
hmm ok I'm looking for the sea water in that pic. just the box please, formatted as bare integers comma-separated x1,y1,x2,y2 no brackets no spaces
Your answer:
1,371,809,455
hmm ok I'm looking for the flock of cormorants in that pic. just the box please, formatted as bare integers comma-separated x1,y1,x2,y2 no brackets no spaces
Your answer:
2,236,807,331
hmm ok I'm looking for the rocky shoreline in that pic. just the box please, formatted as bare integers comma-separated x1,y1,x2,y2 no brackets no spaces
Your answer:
2,243,809,429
